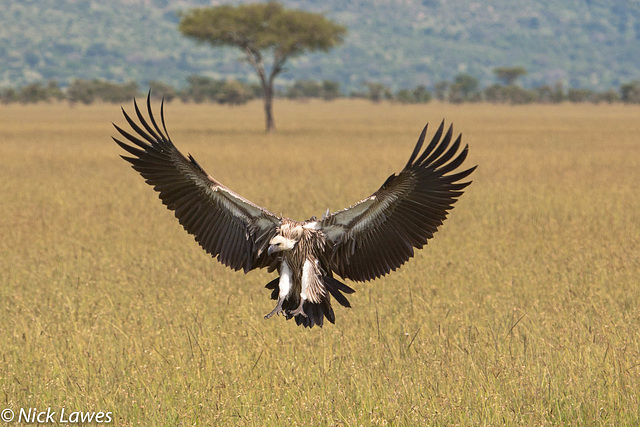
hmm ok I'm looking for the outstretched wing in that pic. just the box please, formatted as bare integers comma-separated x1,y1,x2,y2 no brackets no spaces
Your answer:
113,94,281,273
319,121,476,282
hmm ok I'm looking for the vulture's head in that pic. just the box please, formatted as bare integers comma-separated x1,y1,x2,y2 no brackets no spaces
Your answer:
268,224,305,255
268,235,297,255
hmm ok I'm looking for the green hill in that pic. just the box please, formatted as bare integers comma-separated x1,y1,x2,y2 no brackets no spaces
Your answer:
1,0,639,91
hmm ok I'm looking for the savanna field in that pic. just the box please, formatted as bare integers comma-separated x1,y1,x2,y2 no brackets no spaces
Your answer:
1,99,639,425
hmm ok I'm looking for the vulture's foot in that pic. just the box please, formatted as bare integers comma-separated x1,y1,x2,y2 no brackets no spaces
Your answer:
264,297,284,319
287,299,307,318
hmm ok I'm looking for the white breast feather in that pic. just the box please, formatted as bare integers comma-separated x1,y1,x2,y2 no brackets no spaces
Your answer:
278,260,293,298
300,259,314,301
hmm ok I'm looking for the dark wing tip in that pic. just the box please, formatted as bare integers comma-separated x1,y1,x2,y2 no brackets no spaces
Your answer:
323,118,476,283
412,120,447,167
404,122,428,169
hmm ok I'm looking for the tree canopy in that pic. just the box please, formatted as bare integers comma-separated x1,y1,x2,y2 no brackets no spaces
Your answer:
493,67,528,86
179,3,345,56
179,2,346,131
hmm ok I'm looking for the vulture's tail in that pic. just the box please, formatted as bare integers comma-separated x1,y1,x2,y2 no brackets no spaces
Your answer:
264,276,355,328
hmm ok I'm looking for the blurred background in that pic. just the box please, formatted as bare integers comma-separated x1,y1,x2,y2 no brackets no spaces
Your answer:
1,0,639,105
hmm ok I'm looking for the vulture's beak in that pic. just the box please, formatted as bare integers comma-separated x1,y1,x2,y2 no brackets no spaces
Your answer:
267,245,278,256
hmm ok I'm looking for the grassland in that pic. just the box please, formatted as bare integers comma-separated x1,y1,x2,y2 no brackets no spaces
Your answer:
1,99,639,425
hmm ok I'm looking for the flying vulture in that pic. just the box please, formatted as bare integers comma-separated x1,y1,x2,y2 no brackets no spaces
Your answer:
113,95,475,328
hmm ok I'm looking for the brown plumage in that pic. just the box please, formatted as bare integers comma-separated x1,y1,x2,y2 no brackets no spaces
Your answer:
113,94,476,328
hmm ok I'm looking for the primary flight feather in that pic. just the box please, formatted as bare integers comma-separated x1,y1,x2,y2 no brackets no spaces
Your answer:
113,94,476,328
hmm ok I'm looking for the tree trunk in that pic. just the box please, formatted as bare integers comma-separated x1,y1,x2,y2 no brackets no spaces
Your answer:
263,85,275,133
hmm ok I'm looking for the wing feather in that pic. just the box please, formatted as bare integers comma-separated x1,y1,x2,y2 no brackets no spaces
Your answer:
320,121,476,282
114,94,281,272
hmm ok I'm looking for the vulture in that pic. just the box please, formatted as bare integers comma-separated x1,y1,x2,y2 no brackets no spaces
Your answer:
113,95,476,328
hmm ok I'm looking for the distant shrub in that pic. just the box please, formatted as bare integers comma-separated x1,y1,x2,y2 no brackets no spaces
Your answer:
594,89,620,104
17,82,50,104
395,89,414,104
395,85,432,104
181,75,257,105
0,87,18,104
364,82,392,103
67,79,96,104
181,75,224,103
216,80,253,105
285,79,342,101
67,79,138,105
321,80,341,100
149,80,178,102
485,84,536,104
433,81,449,101
620,81,640,103
534,83,565,103
567,88,596,103
0,80,64,104
286,80,322,100
448,74,480,103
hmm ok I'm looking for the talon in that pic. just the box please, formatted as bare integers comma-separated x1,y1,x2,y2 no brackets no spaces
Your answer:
287,299,307,318
289,307,307,318
264,297,284,319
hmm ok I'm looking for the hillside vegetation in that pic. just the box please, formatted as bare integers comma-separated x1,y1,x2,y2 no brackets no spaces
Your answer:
1,0,639,91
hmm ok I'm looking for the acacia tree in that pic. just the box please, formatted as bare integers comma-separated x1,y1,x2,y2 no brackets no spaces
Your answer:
179,2,346,132
493,66,528,86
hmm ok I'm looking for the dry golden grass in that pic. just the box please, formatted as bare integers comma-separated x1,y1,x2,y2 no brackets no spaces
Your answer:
1,99,639,425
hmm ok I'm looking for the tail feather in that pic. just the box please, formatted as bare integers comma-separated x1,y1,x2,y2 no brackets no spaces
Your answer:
263,274,355,328
322,298,336,324
323,276,354,308
265,276,280,300
265,277,279,290
295,300,335,328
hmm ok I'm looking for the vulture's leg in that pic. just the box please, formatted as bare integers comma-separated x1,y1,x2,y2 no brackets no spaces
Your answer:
264,297,284,319
287,298,307,318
